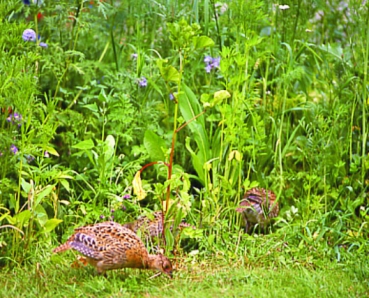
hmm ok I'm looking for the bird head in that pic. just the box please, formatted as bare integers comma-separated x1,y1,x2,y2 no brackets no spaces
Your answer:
150,254,173,278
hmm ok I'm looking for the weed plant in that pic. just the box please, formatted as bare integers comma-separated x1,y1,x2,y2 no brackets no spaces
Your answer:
0,0,368,296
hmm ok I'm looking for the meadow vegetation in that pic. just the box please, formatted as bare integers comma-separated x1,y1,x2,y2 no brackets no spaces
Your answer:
0,0,368,296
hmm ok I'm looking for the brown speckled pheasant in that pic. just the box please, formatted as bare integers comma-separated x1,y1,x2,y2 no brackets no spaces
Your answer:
236,188,279,233
53,221,173,277
123,211,194,240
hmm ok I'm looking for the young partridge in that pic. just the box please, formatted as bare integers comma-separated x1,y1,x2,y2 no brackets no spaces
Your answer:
236,188,279,233
123,211,194,240
53,221,173,277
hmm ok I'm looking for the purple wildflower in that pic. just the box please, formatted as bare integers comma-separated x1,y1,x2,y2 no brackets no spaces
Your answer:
204,55,221,73
205,64,212,73
26,155,35,163
211,57,220,68
121,205,127,211
138,77,147,87
10,145,18,154
44,151,49,158
169,93,174,101
7,113,23,127
131,53,138,60
204,55,213,64
100,215,105,219
123,194,131,199
22,29,36,42
39,42,48,48
111,209,115,213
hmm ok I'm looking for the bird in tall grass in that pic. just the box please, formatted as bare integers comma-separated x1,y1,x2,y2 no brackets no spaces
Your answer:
123,211,195,240
236,188,279,233
53,221,173,277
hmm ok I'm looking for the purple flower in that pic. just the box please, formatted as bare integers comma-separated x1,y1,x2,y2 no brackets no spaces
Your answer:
111,209,115,213
131,53,138,60
13,113,22,121
7,113,23,127
211,57,220,68
123,194,131,199
138,77,147,87
39,42,48,48
26,155,35,163
205,64,212,73
22,29,36,42
204,55,221,73
44,151,49,158
100,215,105,219
121,205,127,211
204,55,213,64
10,145,18,154
169,93,174,100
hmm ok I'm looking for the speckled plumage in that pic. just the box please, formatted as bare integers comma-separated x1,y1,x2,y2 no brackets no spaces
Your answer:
236,188,279,233
123,211,194,240
53,221,173,277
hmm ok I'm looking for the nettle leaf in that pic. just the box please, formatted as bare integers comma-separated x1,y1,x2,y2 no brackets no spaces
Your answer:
144,130,166,161
193,36,215,49
72,139,94,150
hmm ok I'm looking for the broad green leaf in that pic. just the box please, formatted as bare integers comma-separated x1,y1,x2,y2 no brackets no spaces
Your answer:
72,139,94,150
60,179,70,192
213,90,231,106
83,103,99,112
43,218,63,233
14,210,31,226
179,84,209,182
21,178,32,194
185,137,205,183
193,36,215,49
35,185,55,207
34,204,48,227
144,130,166,161
157,59,180,83
43,146,59,156
103,135,115,162
161,66,180,83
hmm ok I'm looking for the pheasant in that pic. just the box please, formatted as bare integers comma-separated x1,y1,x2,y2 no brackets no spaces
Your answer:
53,221,173,277
123,211,194,240
236,188,279,233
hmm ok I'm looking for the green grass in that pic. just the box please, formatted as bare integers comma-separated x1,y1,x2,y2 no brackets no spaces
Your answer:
1,255,368,298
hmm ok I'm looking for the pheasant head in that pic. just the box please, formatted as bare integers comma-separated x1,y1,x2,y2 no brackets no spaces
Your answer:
147,254,173,278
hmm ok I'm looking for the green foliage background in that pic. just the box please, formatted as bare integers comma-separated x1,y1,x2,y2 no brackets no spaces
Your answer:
0,1,368,291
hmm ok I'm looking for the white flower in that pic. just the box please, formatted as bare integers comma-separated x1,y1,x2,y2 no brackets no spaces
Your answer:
279,4,290,10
